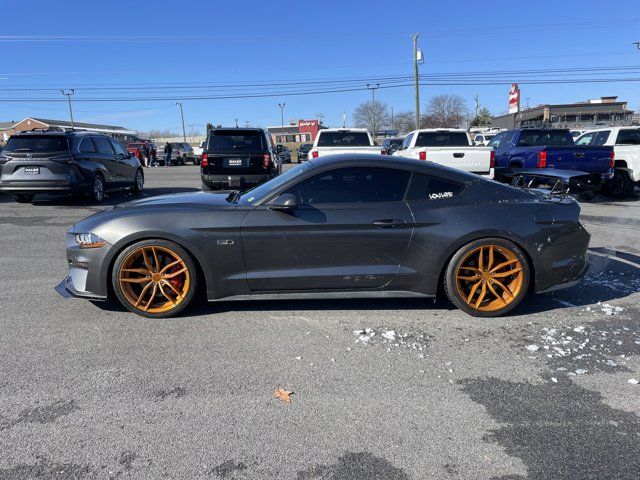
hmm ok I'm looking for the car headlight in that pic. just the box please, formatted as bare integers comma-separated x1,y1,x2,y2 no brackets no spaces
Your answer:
74,233,107,248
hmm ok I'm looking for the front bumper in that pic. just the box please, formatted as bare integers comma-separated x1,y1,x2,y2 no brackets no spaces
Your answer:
55,275,107,301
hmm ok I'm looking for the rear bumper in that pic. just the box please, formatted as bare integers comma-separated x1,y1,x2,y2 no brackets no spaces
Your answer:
0,179,83,194
202,173,273,188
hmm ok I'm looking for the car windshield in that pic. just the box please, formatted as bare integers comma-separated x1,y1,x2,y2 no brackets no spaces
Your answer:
415,132,469,147
238,161,315,205
299,144,312,151
209,131,264,152
316,131,370,147
3,135,69,154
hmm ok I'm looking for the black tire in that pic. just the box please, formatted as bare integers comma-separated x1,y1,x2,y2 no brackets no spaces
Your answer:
13,194,34,203
443,238,530,318
112,239,198,318
604,170,634,199
89,174,105,202
132,169,144,194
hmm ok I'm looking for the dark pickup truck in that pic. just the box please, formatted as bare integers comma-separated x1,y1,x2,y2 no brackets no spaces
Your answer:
490,129,614,190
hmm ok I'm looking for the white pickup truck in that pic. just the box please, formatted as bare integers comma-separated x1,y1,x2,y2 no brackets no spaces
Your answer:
575,126,640,198
308,128,383,159
393,129,494,178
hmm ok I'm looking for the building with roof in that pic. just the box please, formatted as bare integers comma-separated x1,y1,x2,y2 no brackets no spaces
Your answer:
491,97,635,130
0,117,138,144
268,119,324,144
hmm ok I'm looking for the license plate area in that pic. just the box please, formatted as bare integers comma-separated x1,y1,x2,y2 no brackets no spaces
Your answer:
225,158,247,168
24,166,40,175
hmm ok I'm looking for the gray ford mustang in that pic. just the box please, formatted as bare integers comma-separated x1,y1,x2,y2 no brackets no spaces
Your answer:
56,154,590,318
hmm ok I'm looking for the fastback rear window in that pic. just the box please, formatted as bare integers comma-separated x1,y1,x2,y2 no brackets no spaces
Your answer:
316,131,371,147
3,136,69,154
209,131,264,152
415,132,470,147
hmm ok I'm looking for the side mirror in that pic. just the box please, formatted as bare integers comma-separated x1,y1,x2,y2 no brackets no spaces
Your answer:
270,193,297,211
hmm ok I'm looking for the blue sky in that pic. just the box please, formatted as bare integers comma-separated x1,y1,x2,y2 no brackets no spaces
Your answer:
0,0,639,134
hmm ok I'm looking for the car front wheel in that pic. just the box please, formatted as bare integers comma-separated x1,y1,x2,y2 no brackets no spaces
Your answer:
90,174,105,202
444,238,530,317
132,169,144,194
112,239,197,318
604,170,635,199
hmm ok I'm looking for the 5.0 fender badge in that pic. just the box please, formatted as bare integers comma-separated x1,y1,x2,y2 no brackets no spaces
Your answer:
217,239,235,246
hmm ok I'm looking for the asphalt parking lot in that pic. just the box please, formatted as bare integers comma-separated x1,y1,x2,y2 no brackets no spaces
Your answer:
0,165,639,479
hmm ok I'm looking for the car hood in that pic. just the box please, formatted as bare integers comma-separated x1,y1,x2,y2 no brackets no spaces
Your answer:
117,191,233,209
70,191,238,233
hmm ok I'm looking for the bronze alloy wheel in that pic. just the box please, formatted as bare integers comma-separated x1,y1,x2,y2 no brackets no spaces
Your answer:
113,240,196,317
445,239,529,317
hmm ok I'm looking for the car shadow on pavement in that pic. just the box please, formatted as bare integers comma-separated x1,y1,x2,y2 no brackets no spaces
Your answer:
516,249,640,316
29,187,200,207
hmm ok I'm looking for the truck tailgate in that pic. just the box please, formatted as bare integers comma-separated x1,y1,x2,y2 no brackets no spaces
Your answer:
313,146,383,157
416,147,492,175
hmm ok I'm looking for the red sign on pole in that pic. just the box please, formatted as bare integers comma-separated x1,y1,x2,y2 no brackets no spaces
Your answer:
509,83,520,114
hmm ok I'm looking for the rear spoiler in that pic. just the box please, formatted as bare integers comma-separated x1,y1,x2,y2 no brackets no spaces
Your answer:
507,169,601,195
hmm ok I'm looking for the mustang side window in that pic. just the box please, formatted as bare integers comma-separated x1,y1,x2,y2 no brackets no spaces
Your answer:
406,173,464,201
285,167,410,205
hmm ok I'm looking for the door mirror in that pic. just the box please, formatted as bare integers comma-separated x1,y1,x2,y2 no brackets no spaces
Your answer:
270,193,297,211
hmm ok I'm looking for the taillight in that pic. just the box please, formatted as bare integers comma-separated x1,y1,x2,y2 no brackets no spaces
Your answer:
609,150,615,168
490,150,495,169
263,154,270,169
381,149,387,155
537,151,547,168
312,151,319,158
418,151,426,161
134,151,140,158
201,153,208,167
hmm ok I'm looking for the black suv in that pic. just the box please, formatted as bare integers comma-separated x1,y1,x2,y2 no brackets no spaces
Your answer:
201,128,281,191
297,143,313,162
0,131,144,203
382,137,404,155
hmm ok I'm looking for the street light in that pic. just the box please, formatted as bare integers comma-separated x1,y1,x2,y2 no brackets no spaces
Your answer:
278,102,286,144
60,89,75,128
176,102,186,143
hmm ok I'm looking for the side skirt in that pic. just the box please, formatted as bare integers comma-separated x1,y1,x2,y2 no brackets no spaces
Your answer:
209,290,434,302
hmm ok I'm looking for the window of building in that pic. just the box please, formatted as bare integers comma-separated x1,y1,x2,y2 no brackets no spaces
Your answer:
284,167,410,205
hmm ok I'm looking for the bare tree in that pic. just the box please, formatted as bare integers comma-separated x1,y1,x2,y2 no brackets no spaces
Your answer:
392,111,418,134
353,100,390,135
423,94,468,128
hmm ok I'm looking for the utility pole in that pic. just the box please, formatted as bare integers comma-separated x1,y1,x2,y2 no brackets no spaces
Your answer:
525,97,531,110
235,118,239,128
316,113,324,126
342,111,346,128
411,33,421,129
176,102,186,143
278,102,286,144
60,89,75,128
474,95,480,118
391,107,395,132
245,120,250,127
366,83,380,138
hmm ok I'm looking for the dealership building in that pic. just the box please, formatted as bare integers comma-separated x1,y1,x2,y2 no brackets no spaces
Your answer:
0,117,138,144
268,119,324,144
491,96,635,130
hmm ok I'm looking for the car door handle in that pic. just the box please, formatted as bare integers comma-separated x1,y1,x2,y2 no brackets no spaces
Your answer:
372,219,406,228
574,152,585,158
453,152,465,158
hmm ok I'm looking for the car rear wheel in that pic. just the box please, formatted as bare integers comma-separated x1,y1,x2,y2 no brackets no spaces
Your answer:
132,169,144,194
604,170,634,199
112,239,197,318
444,238,529,317
13,194,34,203
90,174,105,202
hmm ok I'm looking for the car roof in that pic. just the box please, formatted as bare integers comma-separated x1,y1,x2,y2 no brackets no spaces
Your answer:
308,153,482,182
12,130,102,138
